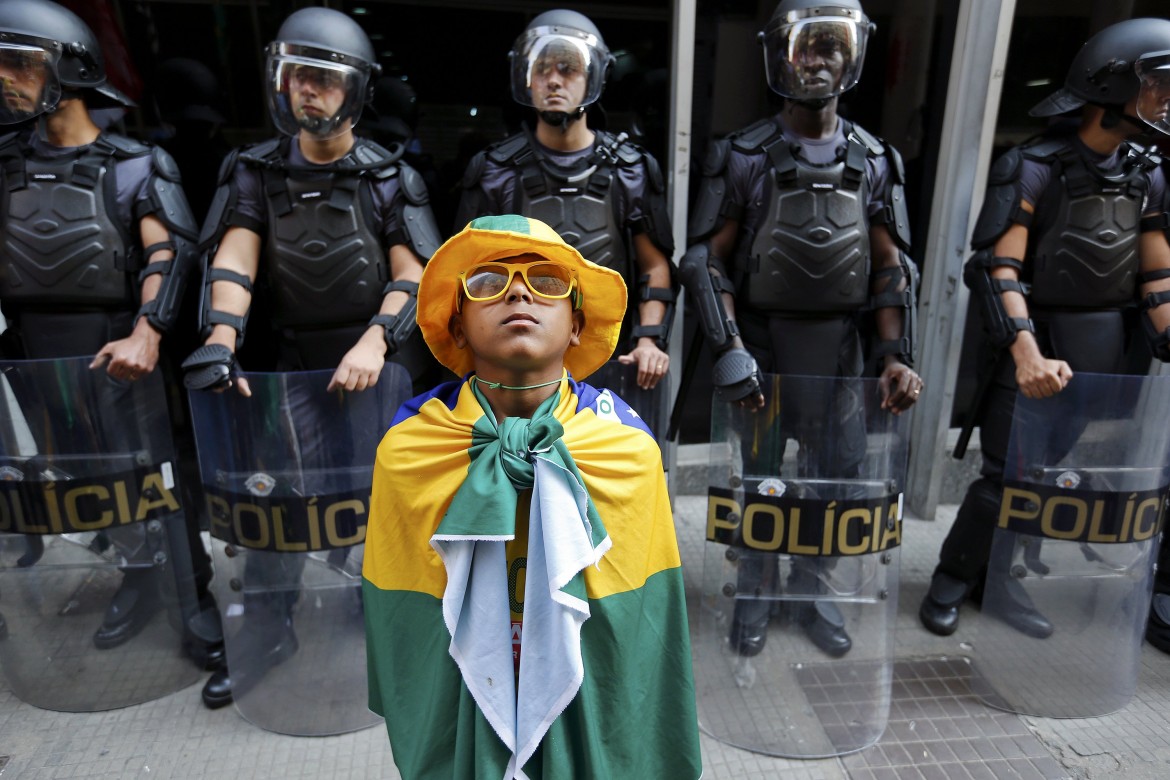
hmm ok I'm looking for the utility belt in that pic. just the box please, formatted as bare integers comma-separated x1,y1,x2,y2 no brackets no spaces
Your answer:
2,308,134,360
277,323,367,371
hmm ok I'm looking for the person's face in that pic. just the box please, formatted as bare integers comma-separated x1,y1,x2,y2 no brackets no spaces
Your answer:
288,63,348,126
0,48,49,116
449,254,583,377
530,43,588,113
791,28,847,97
1137,70,1170,129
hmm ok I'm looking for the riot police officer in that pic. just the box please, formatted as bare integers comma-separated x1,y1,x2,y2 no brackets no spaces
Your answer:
455,9,676,393
920,19,1170,638
682,0,921,657
0,0,216,660
182,7,441,708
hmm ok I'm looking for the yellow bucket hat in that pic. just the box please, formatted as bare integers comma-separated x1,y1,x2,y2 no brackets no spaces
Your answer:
417,215,627,380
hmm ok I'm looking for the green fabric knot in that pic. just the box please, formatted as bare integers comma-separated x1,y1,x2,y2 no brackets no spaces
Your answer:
436,382,567,538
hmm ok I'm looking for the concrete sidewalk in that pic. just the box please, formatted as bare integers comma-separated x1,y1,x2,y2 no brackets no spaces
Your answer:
2,458,1169,779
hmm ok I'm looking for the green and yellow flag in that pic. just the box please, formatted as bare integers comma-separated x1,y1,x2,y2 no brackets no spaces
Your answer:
363,373,702,780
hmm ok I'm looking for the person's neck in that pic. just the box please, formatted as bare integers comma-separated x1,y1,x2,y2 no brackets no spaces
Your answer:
1077,106,1130,156
780,99,840,141
474,368,564,422
297,128,355,164
38,100,100,148
534,114,594,153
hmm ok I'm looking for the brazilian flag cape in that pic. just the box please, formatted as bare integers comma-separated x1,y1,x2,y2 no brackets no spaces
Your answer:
363,373,702,780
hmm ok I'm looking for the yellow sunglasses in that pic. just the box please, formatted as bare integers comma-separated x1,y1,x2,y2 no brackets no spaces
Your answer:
458,261,581,308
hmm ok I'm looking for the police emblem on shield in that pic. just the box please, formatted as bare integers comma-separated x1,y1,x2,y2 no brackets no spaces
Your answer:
0,465,23,481
1055,470,1081,489
756,477,786,497
245,472,276,497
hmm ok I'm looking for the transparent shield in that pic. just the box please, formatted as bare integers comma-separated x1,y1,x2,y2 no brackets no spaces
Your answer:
509,28,608,110
0,41,62,125
265,44,368,140
1135,53,1170,136
187,364,410,736
761,15,869,101
587,360,669,453
973,372,1170,717
694,373,908,758
0,358,201,711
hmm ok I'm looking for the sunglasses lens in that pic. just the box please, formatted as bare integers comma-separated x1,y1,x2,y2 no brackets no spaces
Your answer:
464,264,510,300
526,264,572,297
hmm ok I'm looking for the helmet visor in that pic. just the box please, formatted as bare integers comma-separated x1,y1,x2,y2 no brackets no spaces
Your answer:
0,42,62,125
1135,51,1170,137
509,28,608,110
761,11,869,101
266,44,368,140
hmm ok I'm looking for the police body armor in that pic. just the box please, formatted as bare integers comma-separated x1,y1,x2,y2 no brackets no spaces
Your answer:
187,364,410,735
0,134,137,310
0,357,202,712
247,140,389,330
971,372,1170,717
695,373,908,758
491,131,633,281
1027,138,1151,309
738,121,870,313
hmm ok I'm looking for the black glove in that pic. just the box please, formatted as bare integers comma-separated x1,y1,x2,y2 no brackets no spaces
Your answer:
712,347,761,402
182,344,239,391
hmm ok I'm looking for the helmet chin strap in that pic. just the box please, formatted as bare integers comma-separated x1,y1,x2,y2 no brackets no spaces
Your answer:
1100,106,1148,134
539,107,586,133
794,97,832,111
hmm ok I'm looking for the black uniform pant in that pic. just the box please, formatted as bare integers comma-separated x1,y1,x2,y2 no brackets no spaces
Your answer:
935,309,1128,587
733,312,868,625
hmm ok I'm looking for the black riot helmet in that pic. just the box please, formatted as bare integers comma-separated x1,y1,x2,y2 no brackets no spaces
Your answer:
1031,17,1170,137
265,7,381,140
509,9,615,129
759,0,874,105
0,0,133,125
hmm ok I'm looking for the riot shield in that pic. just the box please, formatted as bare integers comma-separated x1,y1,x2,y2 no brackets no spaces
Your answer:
187,364,410,736
971,372,1170,717
695,373,908,758
588,360,669,452
0,357,202,711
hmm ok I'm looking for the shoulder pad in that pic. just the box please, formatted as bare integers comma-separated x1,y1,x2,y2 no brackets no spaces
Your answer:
238,138,283,168
847,123,886,156
987,147,1024,186
216,147,242,187
150,146,182,182
730,119,781,153
1021,137,1067,163
885,142,906,185
462,149,487,189
701,138,732,177
353,137,405,170
399,163,430,205
0,130,21,152
642,152,666,194
101,133,150,158
485,133,529,166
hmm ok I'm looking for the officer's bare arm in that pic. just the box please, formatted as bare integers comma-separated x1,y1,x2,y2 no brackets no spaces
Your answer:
205,227,262,351
1138,224,1170,359
988,204,1071,398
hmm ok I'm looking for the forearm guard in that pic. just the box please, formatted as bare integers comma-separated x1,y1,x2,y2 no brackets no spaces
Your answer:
199,262,254,350
630,273,677,352
963,249,1034,349
370,280,419,356
869,253,917,367
1140,269,1170,361
678,243,739,352
135,147,201,333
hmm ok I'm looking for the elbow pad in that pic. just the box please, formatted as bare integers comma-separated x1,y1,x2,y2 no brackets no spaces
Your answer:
869,254,917,367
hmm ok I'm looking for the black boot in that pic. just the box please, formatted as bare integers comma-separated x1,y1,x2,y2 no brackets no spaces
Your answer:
729,600,770,657
983,577,1053,638
799,600,852,657
919,571,969,636
202,666,233,709
1146,593,1170,654
93,568,161,649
